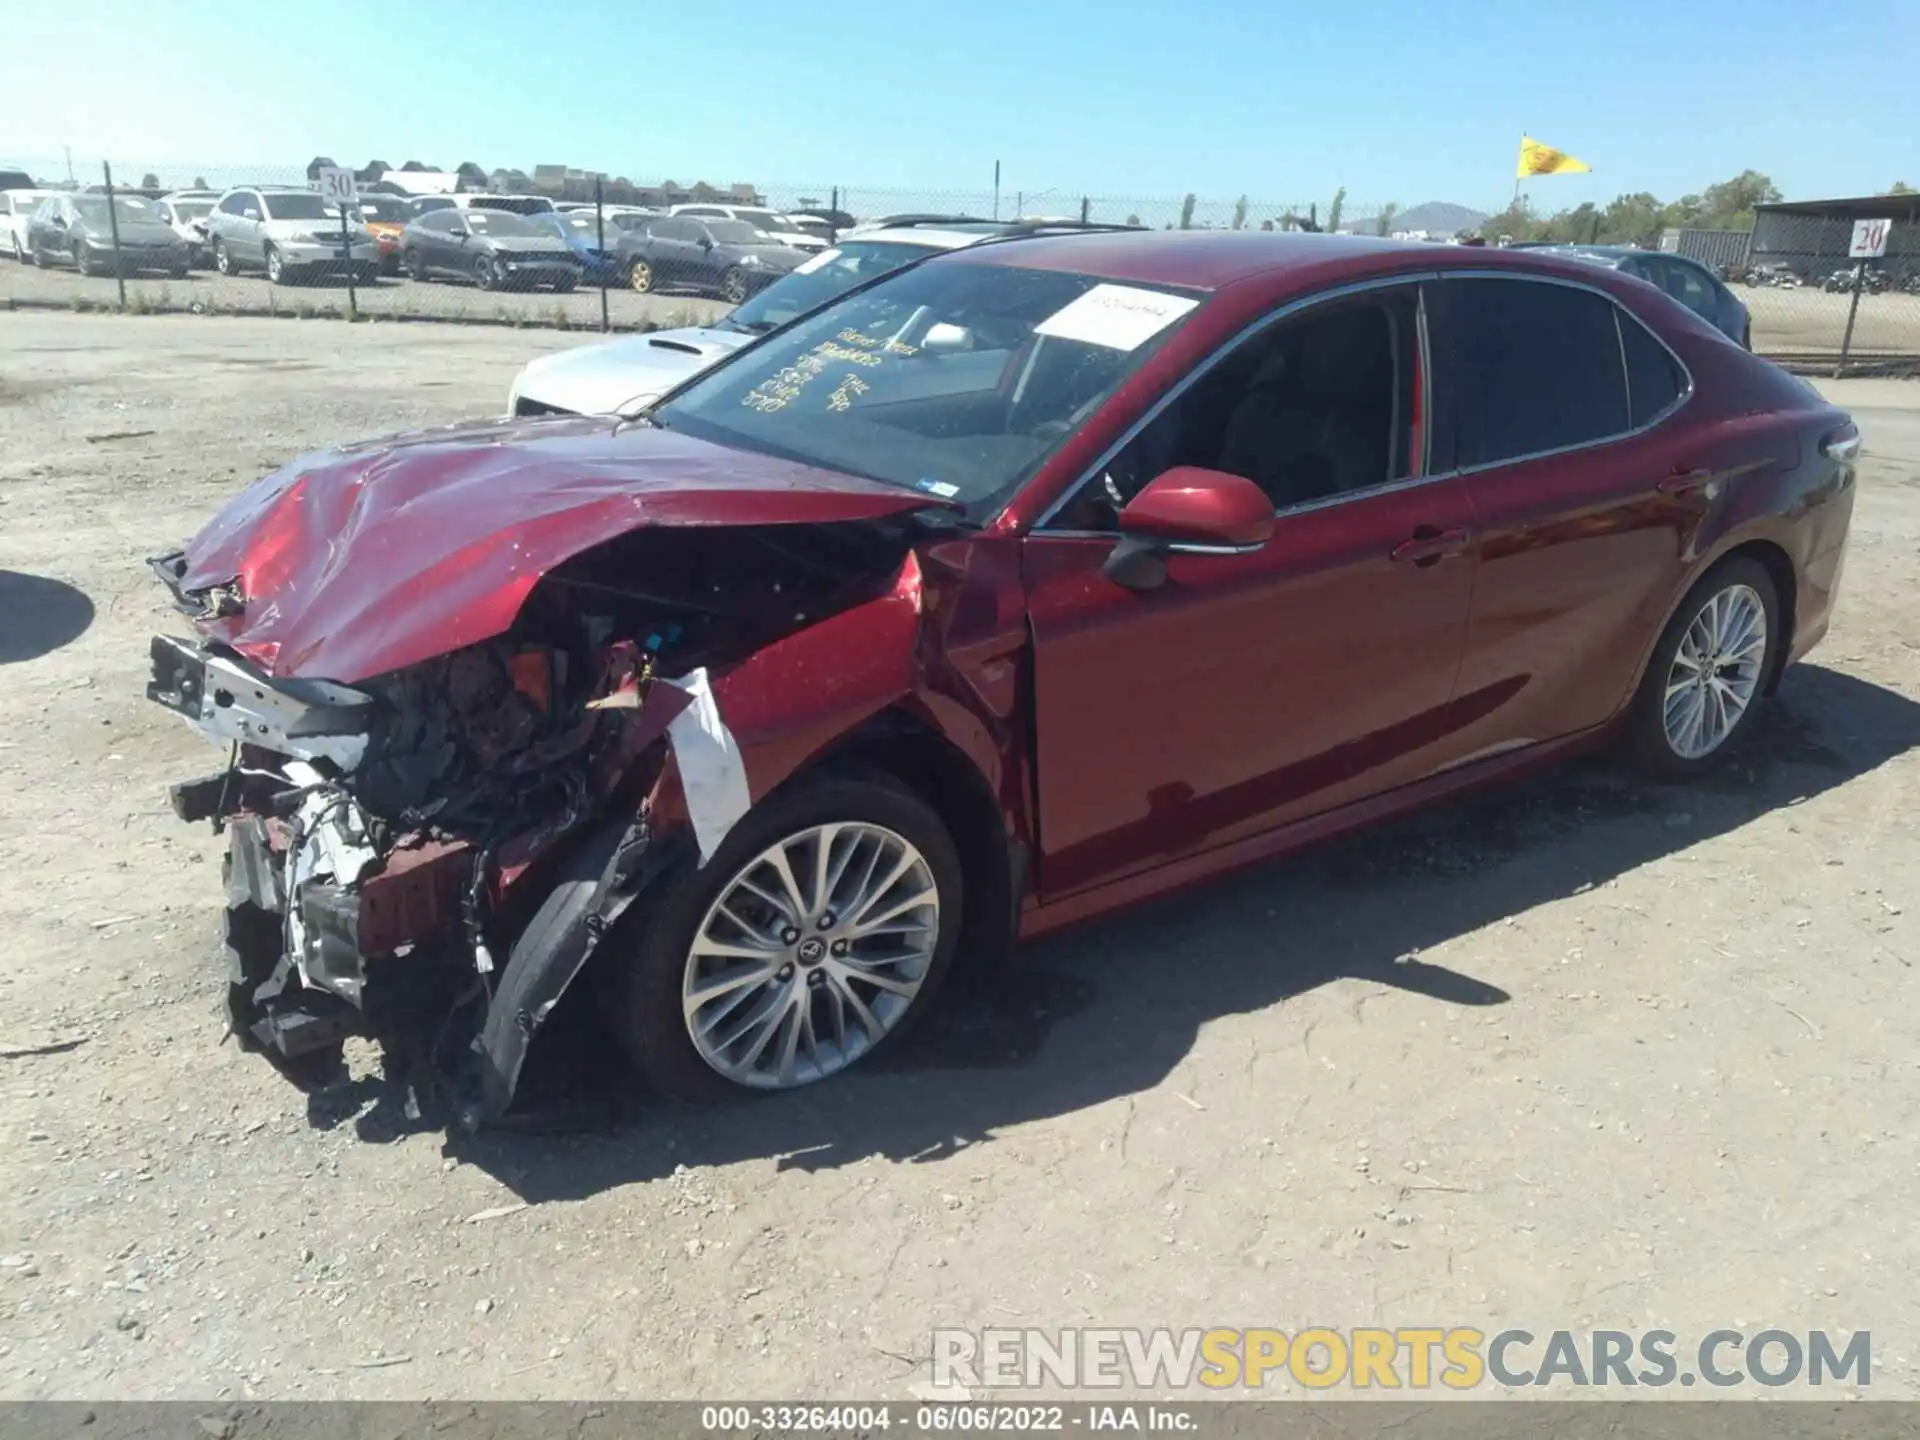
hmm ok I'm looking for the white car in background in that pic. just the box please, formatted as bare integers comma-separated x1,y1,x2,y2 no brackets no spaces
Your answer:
3,189,54,261
153,191,221,266
668,203,831,253
507,219,1035,417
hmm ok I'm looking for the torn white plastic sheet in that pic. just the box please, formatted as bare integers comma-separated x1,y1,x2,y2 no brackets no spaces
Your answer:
1033,283,1200,351
664,668,752,866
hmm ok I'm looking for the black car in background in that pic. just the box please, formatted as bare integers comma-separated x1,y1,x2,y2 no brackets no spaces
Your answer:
1532,245,1753,348
26,193,192,276
399,207,582,291
616,215,807,301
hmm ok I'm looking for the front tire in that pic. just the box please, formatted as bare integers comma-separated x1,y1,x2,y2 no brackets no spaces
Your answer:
474,254,499,291
1624,556,1781,780
264,244,287,285
404,247,426,282
73,241,97,276
720,266,749,304
605,774,963,1102
628,258,654,293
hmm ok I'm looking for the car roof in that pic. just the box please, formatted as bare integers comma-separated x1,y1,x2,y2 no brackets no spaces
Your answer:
937,230,1449,290
856,224,1008,251
935,229,1683,298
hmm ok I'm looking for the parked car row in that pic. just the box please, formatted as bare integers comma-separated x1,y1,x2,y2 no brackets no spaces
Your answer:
2,183,851,297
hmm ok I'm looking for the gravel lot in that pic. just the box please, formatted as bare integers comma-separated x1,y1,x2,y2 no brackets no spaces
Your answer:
1,256,729,333
6,251,1919,360
2,313,1918,1403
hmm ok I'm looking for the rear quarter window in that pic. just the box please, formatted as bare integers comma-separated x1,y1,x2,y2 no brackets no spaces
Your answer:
1619,313,1687,426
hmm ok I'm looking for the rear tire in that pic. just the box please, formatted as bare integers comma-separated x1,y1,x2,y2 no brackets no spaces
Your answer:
603,774,964,1103
628,258,654,293
404,247,426,282
73,240,97,276
213,238,233,276
1623,556,1781,781
552,273,577,293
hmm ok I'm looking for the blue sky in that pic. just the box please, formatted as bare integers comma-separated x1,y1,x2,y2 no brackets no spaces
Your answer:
6,0,1916,214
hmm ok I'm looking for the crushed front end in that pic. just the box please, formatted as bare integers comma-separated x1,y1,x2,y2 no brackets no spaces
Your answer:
144,501,923,1128
147,613,686,1124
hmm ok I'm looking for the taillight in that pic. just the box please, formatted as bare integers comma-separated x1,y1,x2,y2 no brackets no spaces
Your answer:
1821,421,1862,464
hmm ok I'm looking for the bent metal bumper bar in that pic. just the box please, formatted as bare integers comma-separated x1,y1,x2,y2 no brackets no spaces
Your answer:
146,634,373,769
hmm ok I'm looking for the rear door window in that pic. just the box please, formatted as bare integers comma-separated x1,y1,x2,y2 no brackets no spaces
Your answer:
1434,277,1630,468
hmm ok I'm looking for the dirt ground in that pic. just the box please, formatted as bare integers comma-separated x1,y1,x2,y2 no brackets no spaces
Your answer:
1,254,730,333
1,313,1918,1404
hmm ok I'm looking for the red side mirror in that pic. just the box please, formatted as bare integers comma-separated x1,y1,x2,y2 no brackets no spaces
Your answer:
1116,466,1275,551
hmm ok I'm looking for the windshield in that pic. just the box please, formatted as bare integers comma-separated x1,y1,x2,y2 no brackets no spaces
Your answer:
608,211,656,232
654,262,1202,519
470,196,553,216
736,209,801,234
74,196,157,225
464,210,542,237
728,241,942,334
260,192,334,220
356,197,408,222
706,220,766,246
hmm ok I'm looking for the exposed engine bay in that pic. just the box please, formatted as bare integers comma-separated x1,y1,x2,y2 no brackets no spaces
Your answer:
147,520,914,1126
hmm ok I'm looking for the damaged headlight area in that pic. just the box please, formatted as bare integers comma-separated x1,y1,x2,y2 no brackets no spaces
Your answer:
145,521,912,1127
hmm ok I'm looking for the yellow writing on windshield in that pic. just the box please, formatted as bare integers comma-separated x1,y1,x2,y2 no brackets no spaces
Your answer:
827,374,871,412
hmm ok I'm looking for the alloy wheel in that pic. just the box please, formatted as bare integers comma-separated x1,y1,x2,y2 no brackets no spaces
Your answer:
629,260,653,293
214,240,231,276
1662,583,1767,759
681,822,940,1089
721,267,748,304
265,246,284,284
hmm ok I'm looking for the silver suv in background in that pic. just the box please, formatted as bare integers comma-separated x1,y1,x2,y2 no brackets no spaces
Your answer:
205,187,380,285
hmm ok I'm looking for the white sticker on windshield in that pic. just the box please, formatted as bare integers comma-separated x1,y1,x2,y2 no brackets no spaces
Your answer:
1034,283,1199,351
793,248,840,275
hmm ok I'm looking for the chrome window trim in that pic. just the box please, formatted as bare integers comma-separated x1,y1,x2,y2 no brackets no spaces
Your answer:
1031,272,1442,532
1028,266,1697,537
1435,270,1695,478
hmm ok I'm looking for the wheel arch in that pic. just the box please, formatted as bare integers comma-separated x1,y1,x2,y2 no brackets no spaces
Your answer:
804,707,1024,986
1621,532,1800,715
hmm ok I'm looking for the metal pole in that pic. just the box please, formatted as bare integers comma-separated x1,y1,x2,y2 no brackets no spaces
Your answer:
339,201,358,320
1835,259,1867,378
992,161,1000,221
102,162,127,310
595,175,609,333
829,186,839,243
1080,195,1090,224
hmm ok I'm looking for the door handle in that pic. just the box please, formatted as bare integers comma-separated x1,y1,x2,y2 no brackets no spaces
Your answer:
1657,467,1717,498
1390,527,1469,565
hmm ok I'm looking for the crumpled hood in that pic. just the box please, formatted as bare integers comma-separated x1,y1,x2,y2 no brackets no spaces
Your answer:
513,327,754,414
165,416,948,683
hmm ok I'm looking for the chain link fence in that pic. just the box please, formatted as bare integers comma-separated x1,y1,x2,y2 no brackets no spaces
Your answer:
5,159,1918,369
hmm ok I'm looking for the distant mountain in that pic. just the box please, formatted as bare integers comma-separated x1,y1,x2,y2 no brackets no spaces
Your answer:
1392,201,1490,236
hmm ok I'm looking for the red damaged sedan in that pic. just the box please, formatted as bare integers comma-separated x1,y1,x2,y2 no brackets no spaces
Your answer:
146,231,1858,1124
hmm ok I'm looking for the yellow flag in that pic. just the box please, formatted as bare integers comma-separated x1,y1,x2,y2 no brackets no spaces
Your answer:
1517,135,1592,178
